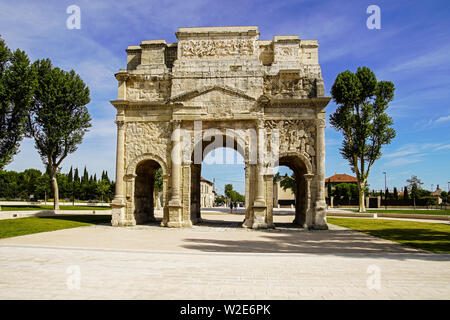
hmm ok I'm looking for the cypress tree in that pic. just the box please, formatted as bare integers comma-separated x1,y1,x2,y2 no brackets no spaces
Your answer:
82,166,88,183
403,186,409,200
68,166,73,184
74,168,80,183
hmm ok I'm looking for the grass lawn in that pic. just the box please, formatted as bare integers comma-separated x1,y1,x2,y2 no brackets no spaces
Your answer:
0,215,111,239
327,217,450,254
1,205,110,211
349,209,450,216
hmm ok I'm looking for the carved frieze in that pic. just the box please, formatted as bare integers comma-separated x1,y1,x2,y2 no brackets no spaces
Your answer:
264,75,317,98
265,120,316,159
127,76,171,101
180,39,255,58
125,122,171,165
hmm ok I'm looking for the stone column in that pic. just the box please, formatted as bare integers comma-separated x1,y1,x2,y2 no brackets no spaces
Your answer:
116,72,129,100
166,120,183,227
170,120,181,205
304,173,314,228
313,118,328,230
111,119,128,226
330,196,334,208
315,118,326,205
242,161,253,228
252,123,268,229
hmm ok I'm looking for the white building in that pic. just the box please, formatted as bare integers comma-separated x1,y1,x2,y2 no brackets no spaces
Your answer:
200,177,215,208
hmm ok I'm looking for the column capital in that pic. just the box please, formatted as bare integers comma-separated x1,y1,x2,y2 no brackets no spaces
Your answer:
115,72,129,82
171,119,182,127
115,119,125,128
316,118,326,128
124,173,137,181
304,173,315,181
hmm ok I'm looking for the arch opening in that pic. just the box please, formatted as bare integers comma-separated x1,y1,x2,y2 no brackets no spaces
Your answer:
275,155,310,227
190,134,247,226
134,159,163,224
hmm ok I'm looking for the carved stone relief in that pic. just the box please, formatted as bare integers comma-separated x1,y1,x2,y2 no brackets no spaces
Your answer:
265,120,316,159
125,122,171,166
181,39,255,58
127,76,171,101
264,75,317,98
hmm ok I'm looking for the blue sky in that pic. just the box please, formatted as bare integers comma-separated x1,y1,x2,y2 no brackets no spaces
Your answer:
1,0,449,195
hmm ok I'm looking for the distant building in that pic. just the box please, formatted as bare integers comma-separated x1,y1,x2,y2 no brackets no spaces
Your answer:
273,176,295,207
431,185,443,204
200,177,215,208
325,174,358,197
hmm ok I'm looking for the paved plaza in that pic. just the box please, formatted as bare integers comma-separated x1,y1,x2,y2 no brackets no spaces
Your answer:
0,213,449,299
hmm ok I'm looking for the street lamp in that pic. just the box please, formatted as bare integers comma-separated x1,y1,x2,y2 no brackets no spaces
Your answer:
383,172,387,210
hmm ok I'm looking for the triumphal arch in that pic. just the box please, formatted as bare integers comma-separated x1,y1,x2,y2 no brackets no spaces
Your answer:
110,26,330,230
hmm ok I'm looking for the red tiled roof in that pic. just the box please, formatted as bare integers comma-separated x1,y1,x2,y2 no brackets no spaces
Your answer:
200,177,213,184
326,174,358,183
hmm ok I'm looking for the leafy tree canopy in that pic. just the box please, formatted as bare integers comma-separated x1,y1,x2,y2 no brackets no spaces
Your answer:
0,38,36,168
330,66,396,212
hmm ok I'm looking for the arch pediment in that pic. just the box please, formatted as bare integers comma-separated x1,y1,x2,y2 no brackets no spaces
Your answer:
170,85,256,103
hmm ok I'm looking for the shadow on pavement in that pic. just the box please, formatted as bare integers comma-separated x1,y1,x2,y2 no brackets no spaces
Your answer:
37,215,111,225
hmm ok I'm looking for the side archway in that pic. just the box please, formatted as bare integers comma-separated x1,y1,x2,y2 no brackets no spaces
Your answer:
278,152,313,227
126,153,169,224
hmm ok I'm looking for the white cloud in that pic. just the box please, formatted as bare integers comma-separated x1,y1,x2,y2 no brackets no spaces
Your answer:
391,45,450,73
435,115,450,123
384,157,422,167
383,142,449,167
435,144,450,151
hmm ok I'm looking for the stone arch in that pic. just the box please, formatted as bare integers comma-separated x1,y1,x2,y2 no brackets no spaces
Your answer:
110,26,330,230
126,153,169,225
189,129,249,225
277,151,314,227
126,153,168,177
278,151,313,175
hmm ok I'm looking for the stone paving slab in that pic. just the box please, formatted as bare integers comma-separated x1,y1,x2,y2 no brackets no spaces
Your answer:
0,214,449,299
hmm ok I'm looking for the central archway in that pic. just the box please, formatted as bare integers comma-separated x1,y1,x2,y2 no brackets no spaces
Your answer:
189,132,249,226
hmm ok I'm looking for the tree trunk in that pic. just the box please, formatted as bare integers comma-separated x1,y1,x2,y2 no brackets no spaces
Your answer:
358,181,366,212
52,174,60,210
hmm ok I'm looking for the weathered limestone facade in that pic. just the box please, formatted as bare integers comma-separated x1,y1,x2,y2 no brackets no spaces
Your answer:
111,26,330,229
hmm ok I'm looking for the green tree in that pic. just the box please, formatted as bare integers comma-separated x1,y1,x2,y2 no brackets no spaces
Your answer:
224,183,245,203
224,184,233,199
214,195,226,205
21,168,42,200
73,167,81,200
280,174,296,195
154,168,163,192
35,172,51,201
406,175,423,209
27,59,91,209
329,67,396,212
97,178,110,202
403,186,409,201
393,187,398,200
333,183,358,201
0,38,36,168
441,191,448,203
